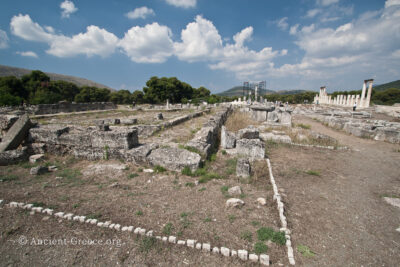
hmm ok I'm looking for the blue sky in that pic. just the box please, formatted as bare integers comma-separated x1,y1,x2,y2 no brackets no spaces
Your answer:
0,0,399,93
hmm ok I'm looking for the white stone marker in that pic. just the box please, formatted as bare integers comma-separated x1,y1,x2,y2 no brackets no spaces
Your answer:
231,250,237,257
187,239,196,248
220,247,230,257
195,243,202,250
238,250,248,261
202,243,211,252
249,254,258,262
259,254,270,266
212,247,220,254
168,236,176,244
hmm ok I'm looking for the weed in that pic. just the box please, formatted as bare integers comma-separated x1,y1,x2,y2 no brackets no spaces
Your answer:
180,212,188,218
73,203,80,209
0,174,18,182
185,182,195,187
295,123,311,129
163,223,173,235
225,158,237,175
128,173,139,179
209,153,217,161
198,187,206,192
204,217,212,222
86,213,102,220
139,236,157,254
42,183,50,189
220,185,229,193
305,170,321,176
240,231,253,242
181,217,191,229
58,168,83,186
136,210,143,216
257,227,286,245
254,242,268,254
138,168,143,172
198,172,221,183
181,166,193,176
32,202,45,207
221,150,227,155
251,221,260,227
103,145,109,160
179,145,201,155
228,215,236,223
154,165,167,173
297,244,316,257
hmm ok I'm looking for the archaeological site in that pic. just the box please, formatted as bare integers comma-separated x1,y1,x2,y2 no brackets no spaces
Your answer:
1,90,399,266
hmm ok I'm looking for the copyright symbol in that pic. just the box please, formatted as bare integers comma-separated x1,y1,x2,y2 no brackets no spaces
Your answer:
18,235,27,245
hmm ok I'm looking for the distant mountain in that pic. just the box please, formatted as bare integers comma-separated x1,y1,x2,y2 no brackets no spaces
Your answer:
217,86,307,97
373,80,400,92
217,86,275,97
0,64,114,91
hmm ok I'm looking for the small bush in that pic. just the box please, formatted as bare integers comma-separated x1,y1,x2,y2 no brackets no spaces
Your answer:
163,223,174,235
221,150,227,155
128,173,139,179
220,185,229,193
209,153,217,161
240,231,253,242
0,174,18,182
254,242,268,254
139,236,157,253
295,123,311,130
305,170,320,176
257,227,286,245
154,165,167,173
297,244,316,257
185,182,195,187
181,166,193,176
136,210,143,216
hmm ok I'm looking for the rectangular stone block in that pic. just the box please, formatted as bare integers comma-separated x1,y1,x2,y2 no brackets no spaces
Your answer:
0,114,32,152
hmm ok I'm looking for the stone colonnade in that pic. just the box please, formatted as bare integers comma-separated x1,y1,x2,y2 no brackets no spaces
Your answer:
313,79,374,108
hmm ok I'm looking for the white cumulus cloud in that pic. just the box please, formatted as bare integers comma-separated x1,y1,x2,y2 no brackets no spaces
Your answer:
60,0,78,18
47,26,119,58
0,29,9,49
174,15,223,62
11,14,118,58
125,7,155,19
16,51,38,58
119,23,174,63
165,0,196,8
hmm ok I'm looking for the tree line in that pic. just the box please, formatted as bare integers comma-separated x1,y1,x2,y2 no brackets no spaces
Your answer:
0,71,236,106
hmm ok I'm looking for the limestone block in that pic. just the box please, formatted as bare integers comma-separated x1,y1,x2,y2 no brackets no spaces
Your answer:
0,115,18,131
236,139,265,159
202,243,211,252
187,239,196,248
221,126,236,149
146,230,153,237
257,197,267,206
238,126,259,139
0,114,32,152
221,247,230,257
259,133,291,143
121,226,128,231
238,249,248,261
127,226,134,232
228,186,242,196
168,236,176,244
123,143,159,163
0,147,28,166
249,254,258,262
231,250,237,257
162,237,168,242
139,228,146,235
177,240,186,245
148,147,201,172
212,247,220,254
259,254,270,266
226,198,245,208
236,158,251,178
29,154,45,163
195,243,202,249
30,166,48,175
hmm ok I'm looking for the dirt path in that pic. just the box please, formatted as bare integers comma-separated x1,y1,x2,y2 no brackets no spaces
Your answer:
269,115,400,266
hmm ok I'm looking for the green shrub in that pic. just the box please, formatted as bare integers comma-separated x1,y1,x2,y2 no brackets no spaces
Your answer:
254,242,268,254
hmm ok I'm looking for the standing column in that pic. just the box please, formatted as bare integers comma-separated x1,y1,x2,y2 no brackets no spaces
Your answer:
365,79,374,108
255,85,258,102
356,95,360,108
167,99,170,109
360,80,367,107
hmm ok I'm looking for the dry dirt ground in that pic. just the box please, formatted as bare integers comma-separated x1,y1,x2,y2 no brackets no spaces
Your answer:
269,114,400,266
0,109,287,267
1,110,399,266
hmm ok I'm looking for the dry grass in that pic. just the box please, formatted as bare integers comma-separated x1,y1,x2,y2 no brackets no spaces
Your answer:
225,111,258,132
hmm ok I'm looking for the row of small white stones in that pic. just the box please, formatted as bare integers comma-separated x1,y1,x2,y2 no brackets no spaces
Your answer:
266,159,295,265
2,200,270,266
289,142,348,150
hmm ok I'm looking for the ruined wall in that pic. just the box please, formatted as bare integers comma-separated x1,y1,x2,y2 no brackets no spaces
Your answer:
186,106,233,158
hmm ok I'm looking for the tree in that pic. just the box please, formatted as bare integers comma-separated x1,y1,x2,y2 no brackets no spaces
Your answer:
131,90,144,104
193,86,211,99
74,86,110,103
